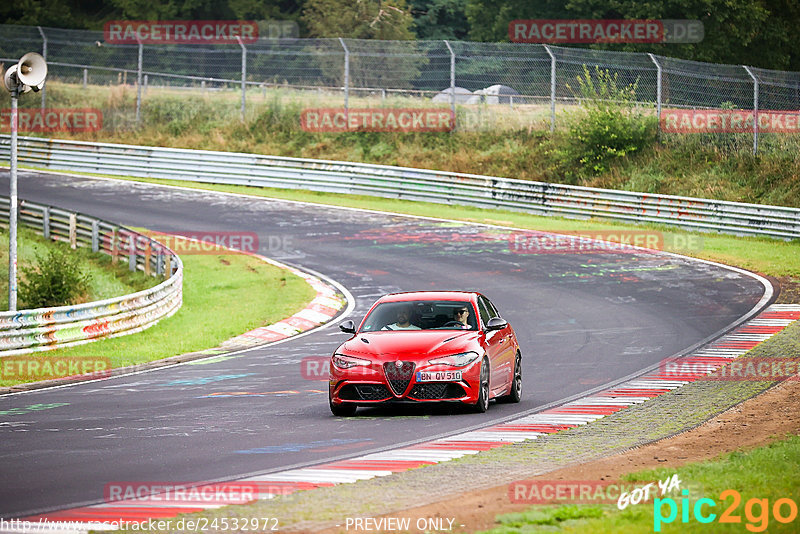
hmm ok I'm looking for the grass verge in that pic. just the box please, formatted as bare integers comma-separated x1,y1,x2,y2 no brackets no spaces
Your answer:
482,433,800,533
0,225,158,312
0,234,317,388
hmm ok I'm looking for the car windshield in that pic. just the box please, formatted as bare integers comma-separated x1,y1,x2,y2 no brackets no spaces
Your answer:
360,300,477,332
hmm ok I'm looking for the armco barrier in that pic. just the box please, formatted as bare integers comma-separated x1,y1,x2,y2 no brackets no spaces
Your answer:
1,135,799,239
0,195,182,355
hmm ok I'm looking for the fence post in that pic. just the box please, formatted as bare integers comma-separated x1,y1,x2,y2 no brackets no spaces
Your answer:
136,41,143,124
91,220,99,252
128,234,136,272
543,45,556,132
37,26,47,113
237,36,247,122
339,37,350,117
743,66,759,155
69,214,77,249
444,40,456,131
648,53,662,137
82,68,88,88
42,206,50,239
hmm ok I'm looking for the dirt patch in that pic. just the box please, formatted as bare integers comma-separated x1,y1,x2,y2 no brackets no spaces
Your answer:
318,378,800,533
776,275,800,303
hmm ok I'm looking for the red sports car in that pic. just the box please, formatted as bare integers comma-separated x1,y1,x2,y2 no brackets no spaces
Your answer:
329,291,522,416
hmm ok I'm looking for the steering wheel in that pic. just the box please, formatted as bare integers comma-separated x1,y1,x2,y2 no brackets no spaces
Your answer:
442,321,465,328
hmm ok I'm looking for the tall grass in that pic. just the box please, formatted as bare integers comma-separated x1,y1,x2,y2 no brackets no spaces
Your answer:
5,81,800,208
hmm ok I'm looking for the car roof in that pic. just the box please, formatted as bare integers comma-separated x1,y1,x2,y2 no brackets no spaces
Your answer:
377,291,479,303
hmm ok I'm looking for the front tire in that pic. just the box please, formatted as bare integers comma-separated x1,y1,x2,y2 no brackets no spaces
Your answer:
330,396,357,417
473,358,490,413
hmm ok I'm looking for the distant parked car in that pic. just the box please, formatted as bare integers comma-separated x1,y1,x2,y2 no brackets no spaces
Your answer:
329,291,522,416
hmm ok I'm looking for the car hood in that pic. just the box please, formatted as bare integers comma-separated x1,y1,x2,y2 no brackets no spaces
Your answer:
339,330,479,360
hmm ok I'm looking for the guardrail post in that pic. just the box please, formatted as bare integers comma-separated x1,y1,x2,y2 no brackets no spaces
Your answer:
339,38,350,118
128,234,136,272
444,40,456,131
111,228,118,264
237,36,247,122
743,66,759,155
543,45,556,133
144,242,152,275
136,41,143,124
42,206,50,239
37,26,47,113
69,213,77,249
648,53,662,137
91,220,99,252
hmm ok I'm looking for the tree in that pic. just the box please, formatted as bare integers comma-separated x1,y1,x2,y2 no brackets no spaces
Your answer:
302,0,415,39
411,0,470,40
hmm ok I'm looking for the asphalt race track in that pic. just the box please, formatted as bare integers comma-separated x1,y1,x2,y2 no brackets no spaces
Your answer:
0,170,769,518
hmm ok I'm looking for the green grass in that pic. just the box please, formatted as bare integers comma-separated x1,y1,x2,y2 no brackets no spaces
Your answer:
481,433,800,533
4,81,799,209
0,225,158,312
0,248,317,387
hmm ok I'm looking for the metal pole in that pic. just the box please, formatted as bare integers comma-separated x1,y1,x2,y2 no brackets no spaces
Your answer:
339,38,349,118
743,66,759,155
136,42,143,123
543,45,556,133
82,68,88,88
444,40,456,131
38,26,47,113
238,36,246,121
648,53,662,137
8,89,19,311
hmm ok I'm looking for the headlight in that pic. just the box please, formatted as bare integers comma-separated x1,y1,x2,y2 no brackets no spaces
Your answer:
428,351,480,367
332,353,371,370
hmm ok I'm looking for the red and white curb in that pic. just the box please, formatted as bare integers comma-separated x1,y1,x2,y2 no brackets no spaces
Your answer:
12,304,799,533
219,256,346,349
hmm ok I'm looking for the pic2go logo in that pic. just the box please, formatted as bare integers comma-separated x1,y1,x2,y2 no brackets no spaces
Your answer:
654,489,798,532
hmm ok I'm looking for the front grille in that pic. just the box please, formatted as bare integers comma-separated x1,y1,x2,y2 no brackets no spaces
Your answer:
409,383,466,400
384,361,415,396
339,384,391,401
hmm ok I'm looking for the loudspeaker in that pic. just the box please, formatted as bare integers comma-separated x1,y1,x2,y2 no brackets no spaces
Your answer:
17,52,47,88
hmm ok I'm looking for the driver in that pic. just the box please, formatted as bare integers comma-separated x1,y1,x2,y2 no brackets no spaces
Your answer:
452,306,473,329
383,304,420,330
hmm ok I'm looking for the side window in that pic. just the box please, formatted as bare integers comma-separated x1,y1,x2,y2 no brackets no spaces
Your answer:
477,298,492,327
484,297,500,319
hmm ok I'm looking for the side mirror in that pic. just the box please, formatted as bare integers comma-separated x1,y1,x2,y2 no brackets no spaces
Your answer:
339,320,356,334
486,317,508,331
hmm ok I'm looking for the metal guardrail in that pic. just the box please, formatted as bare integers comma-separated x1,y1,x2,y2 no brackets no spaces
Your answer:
0,194,183,355
1,135,798,240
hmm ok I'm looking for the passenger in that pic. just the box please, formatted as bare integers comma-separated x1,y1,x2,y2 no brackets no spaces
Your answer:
383,304,420,330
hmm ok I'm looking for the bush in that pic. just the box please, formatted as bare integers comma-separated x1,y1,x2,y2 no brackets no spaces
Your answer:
563,66,658,175
19,247,92,309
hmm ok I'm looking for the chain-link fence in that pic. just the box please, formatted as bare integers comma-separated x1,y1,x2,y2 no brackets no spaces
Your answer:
1,23,799,153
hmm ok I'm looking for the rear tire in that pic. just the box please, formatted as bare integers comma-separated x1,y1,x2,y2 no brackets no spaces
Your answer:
473,358,490,413
498,352,522,404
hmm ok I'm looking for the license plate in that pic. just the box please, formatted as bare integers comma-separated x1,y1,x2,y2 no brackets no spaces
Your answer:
416,370,462,382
